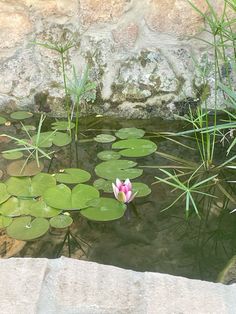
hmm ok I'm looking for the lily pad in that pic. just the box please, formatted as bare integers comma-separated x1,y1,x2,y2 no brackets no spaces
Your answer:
97,150,121,161
55,168,91,184
6,173,56,198
51,121,75,131
50,215,73,228
43,184,100,210
2,151,23,160
7,160,44,177
31,131,71,148
95,160,143,181
112,139,157,157
53,132,72,147
115,128,145,139
0,216,13,228
0,197,35,217
132,182,151,197
30,199,62,218
80,197,126,221
0,116,6,125
0,183,10,204
94,134,116,143
10,111,33,120
93,179,113,193
6,216,49,240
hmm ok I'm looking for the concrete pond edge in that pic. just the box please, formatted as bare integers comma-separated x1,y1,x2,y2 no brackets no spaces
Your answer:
0,257,235,313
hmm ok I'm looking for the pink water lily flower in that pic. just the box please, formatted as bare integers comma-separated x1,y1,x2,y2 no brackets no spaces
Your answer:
112,178,137,203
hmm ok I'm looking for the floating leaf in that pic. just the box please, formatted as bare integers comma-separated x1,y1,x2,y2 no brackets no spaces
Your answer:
55,168,91,184
94,134,116,143
115,128,145,139
7,160,44,177
95,160,143,181
50,215,73,228
80,198,126,221
0,116,7,125
112,139,157,157
43,184,100,210
6,173,56,198
10,111,33,120
0,197,35,217
2,151,23,160
53,132,72,147
31,131,71,148
6,216,49,240
0,216,12,228
97,150,121,161
30,199,62,218
93,179,113,193
132,182,151,197
0,183,10,204
51,121,75,131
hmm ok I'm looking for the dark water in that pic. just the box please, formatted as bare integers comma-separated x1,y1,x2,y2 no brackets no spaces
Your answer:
1,114,236,282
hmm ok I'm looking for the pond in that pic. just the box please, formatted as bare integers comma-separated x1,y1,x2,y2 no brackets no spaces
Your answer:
0,112,236,283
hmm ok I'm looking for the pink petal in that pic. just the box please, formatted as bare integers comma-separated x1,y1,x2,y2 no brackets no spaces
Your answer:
125,191,132,203
128,191,138,203
112,183,119,199
116,178,122,189
124,179,132,190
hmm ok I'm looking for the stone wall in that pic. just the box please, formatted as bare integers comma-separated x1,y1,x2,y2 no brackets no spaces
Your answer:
0,0,230,118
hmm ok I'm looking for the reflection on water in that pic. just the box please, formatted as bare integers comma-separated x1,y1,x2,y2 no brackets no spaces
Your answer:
1,114,236,282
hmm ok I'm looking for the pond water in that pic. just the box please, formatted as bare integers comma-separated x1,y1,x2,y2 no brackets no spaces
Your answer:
0,113,236,282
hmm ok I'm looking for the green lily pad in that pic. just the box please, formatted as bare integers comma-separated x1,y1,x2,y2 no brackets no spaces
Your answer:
97,150,121,161
2,151,23,160
51,121,75,131
94,134,116,143
0,116,7,125
93,179,113,193
53,132,72,147
0,216,13,228
7,160,44,177
55,168,91,184
6,216,49,240
115,128,145,139
112,139,157,157
50,215,73,228
132,182,151,197
31,131,71,148
80,198,126,221
0,183,10,204
95,160,143,181
6,173,56,198
0,197,35,217
30,199,62,218
10,111,33,120
43,184,100,210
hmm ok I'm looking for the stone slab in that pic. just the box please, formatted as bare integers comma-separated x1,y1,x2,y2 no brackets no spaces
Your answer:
0,257,235,313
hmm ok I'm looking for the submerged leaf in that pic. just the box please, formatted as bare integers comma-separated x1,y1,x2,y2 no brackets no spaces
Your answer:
94,134,116,143
7,160,44,177
97,150,121,161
